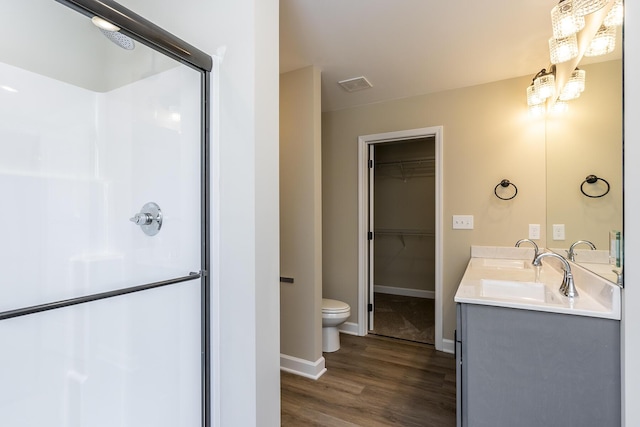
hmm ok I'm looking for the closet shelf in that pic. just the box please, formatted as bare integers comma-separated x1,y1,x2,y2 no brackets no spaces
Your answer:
374,156,435,180
374,229,435,237
374,229,434,248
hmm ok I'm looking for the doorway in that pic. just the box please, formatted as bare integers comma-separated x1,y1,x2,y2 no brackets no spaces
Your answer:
357,126,443,350
370,138,436,344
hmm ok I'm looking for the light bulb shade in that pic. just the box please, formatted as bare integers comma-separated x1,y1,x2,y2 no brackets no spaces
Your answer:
584,25,616,56
559,68,587,101
560,68,586,100
573,0,608,16
569,68,586,91
534,71,556,100
604,0,624,27
559,83,581,100
551,1,585,38
549,34,579,64
526,84,544,106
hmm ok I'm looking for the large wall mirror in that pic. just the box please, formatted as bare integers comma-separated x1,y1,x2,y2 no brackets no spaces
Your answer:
546,58,622,284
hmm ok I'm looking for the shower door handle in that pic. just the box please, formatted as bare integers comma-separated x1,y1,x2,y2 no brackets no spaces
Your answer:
130,202,162,236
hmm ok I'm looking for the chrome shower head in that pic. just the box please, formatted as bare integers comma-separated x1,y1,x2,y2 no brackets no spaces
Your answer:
98,28,135,50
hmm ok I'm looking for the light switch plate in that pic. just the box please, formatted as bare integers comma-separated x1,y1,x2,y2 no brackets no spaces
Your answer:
528,224,541,240
453,215,474,230
553,224,565,240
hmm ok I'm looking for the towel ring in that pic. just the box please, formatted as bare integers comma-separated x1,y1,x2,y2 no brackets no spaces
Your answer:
580,175,610,198
494,179,518,200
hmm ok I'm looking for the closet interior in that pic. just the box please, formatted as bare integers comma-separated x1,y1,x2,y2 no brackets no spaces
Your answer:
371,137,436,344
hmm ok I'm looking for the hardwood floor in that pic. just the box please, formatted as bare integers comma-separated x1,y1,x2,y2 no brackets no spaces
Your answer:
281,333,456,426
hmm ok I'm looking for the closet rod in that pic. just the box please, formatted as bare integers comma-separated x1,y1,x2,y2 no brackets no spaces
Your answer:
375,156,435,167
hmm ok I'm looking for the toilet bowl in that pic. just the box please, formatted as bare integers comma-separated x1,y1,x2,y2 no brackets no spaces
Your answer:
322,298,351,353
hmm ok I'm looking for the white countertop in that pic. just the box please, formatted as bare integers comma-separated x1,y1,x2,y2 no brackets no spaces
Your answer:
454,247,621,320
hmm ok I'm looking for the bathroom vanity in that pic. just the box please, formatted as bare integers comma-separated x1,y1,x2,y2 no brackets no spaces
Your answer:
455,247,621,427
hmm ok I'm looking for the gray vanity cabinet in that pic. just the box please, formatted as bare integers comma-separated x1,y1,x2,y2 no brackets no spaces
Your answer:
456,303,620,427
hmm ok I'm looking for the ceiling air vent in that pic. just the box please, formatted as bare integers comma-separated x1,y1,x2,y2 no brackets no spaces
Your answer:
337,76,373,92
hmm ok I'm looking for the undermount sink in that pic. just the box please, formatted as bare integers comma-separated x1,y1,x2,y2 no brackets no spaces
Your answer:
481,258,527,270
480,279,546,302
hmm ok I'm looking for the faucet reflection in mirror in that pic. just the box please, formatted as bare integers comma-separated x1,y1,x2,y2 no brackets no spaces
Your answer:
526,0,623,115
566,240,596,261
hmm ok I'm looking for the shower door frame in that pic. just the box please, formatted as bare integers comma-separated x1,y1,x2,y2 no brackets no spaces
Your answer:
1,0,213,426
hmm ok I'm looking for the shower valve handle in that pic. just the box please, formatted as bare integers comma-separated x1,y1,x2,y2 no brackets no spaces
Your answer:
130,212,153,225
130,202,162,236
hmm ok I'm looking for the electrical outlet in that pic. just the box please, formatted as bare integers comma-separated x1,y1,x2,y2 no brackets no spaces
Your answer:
453,215,474,230
553,224,565,240
528,224,541,240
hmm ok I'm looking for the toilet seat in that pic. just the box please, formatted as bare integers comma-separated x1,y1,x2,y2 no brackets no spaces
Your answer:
322,298,350,314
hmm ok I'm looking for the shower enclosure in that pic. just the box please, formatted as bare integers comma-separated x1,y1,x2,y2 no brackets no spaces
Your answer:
0,0,212,425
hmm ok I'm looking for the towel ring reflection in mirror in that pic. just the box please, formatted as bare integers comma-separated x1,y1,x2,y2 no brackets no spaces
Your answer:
494,179,518,200
580,175,610,198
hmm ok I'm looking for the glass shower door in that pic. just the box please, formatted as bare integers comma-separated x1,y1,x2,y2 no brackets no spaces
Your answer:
0,0,210,425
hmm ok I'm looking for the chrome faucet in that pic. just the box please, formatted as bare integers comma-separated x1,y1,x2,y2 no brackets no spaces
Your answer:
566,240,596,262
533,252,578,298
515,239,539,263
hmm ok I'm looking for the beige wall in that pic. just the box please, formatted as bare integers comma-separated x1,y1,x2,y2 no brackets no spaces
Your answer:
280,66,323,362
322,73,547,342
546,60,623,249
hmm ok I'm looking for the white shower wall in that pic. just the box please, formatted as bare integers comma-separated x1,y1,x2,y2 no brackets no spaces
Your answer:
0,60,202,425
97,63,201,286
0,61,201,307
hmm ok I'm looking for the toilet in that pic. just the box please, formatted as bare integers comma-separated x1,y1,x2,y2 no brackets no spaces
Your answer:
322,298,351,353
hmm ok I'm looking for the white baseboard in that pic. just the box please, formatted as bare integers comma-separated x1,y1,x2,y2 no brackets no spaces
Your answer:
339,321,359,336
374,285,435,299
441,338,455,354
280,354,327,380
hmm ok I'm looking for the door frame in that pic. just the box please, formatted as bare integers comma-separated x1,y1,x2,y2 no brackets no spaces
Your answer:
357,126,444,351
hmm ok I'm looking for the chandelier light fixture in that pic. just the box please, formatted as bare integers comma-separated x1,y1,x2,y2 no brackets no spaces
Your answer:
525,0,622,114
533,67,556,100
559,68,586,101
551,0,585,38
549,34,579,64
604,0,624,27
573,0,609,17
584,24,616,56
527,84,544,106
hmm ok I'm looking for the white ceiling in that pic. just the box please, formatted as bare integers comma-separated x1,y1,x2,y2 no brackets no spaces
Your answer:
280,0,621,112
